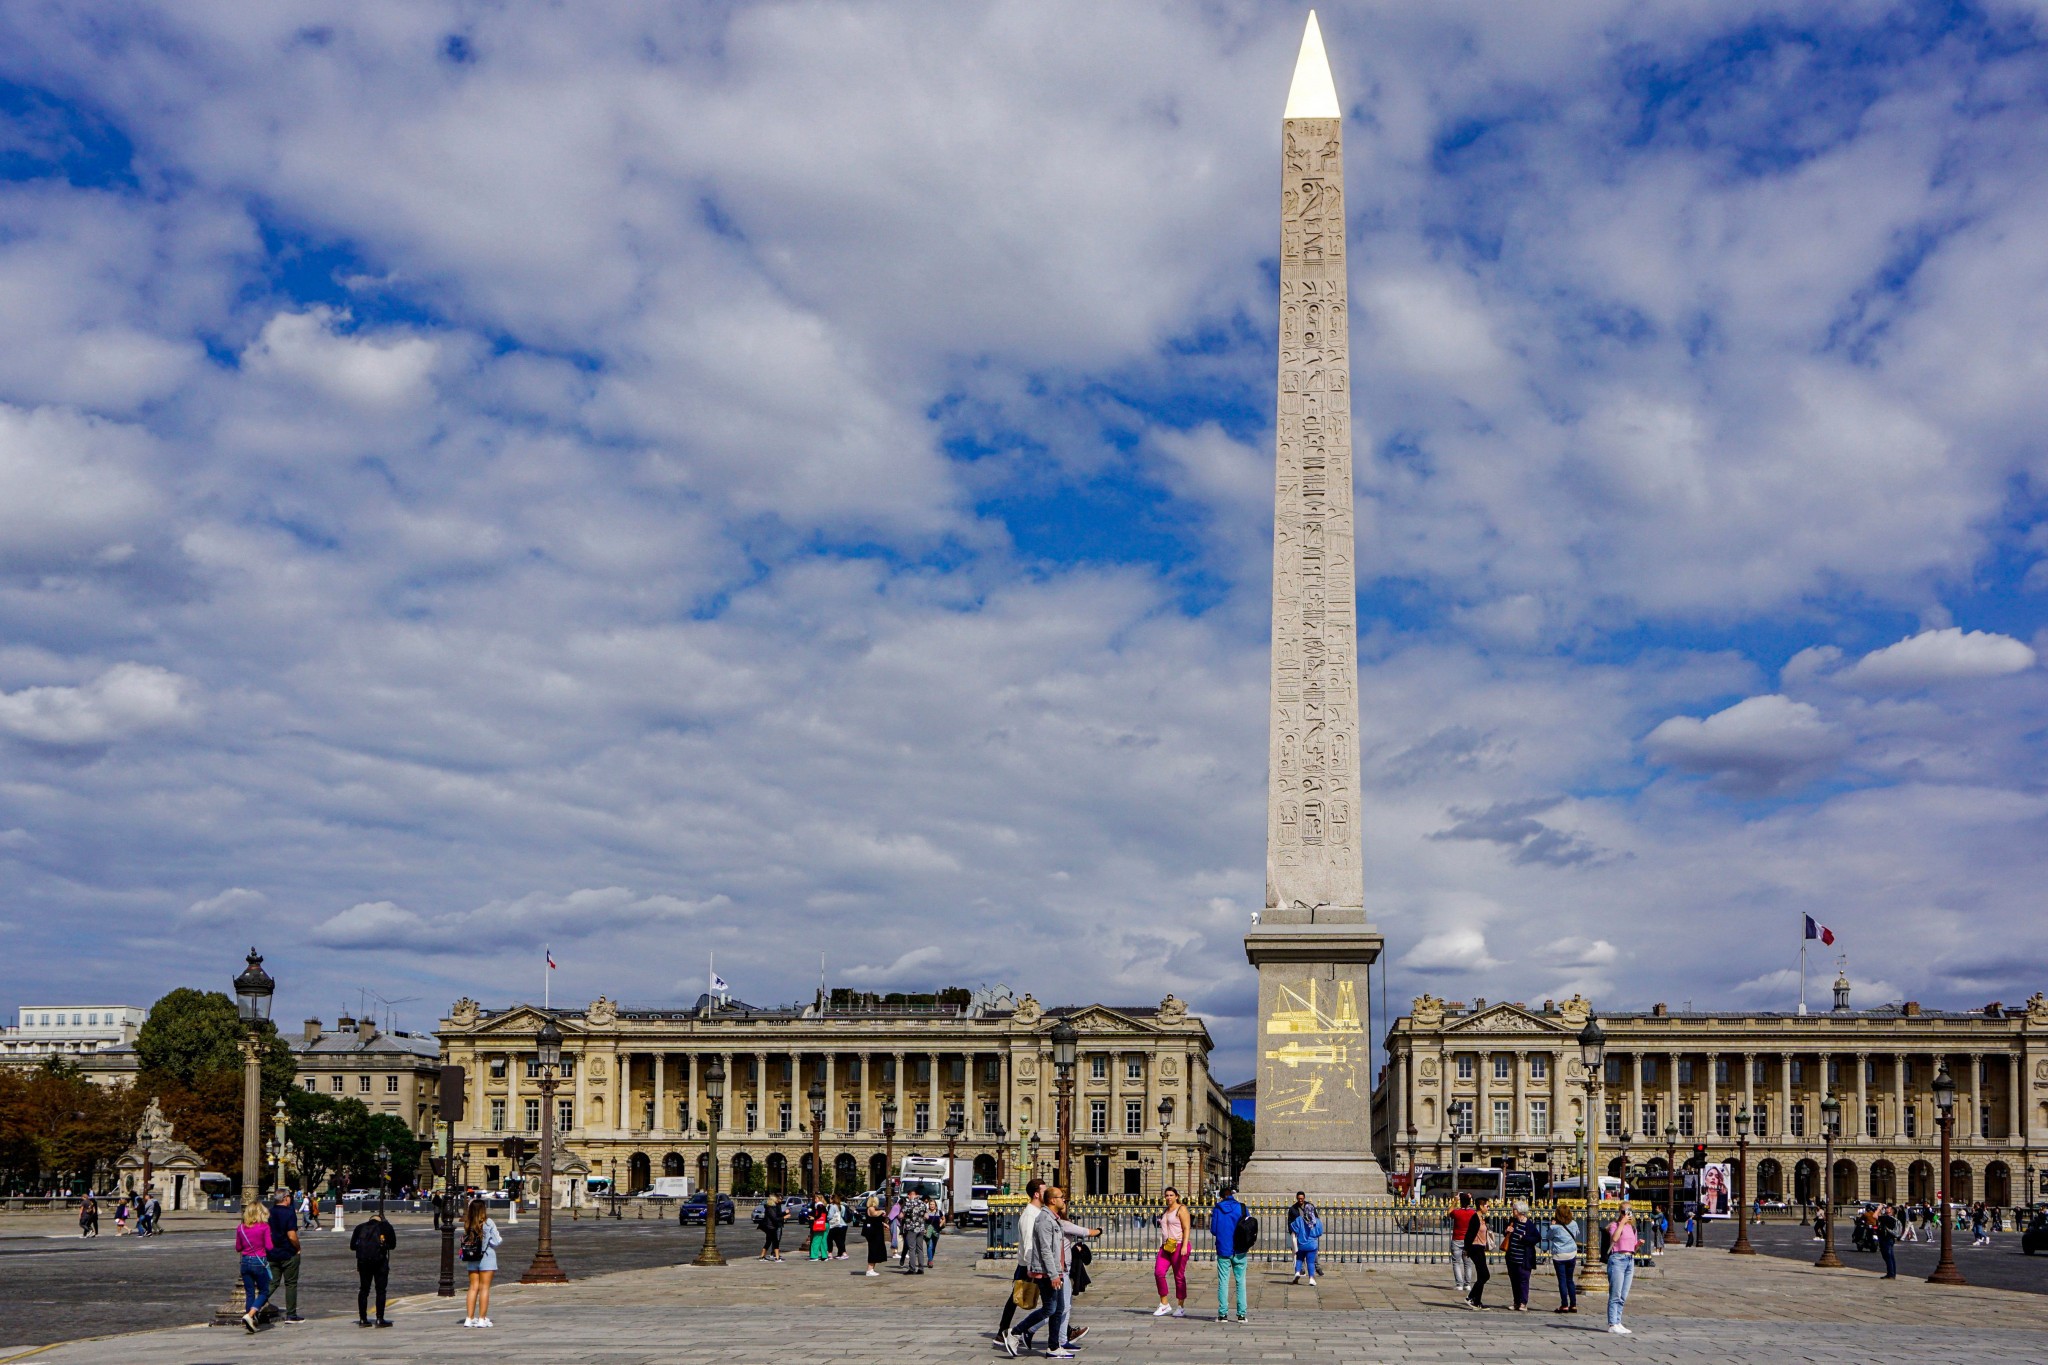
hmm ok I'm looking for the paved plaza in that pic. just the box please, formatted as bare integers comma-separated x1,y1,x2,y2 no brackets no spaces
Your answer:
6,1223,2048,1365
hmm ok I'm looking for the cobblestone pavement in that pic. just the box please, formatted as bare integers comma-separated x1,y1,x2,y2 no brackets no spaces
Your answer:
9,1240,2048,1364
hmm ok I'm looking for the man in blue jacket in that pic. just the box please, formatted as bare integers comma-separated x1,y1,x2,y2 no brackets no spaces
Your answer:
1211,1183,1249,1323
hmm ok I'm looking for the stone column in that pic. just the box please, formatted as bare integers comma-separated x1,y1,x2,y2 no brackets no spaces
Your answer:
652,1053,665,1134
824,1053,836,1134
1778,1052,1792,1141
1512,1050,1527,1143
1666,1051,1679,1141
1855,1052,1868,1142
927,1052,941,1135
1970,1053,1984,1143
1742,1052,1756,1136
1705,1051,1718,1138
893,1051,906,1134
1631,1052,1645,1137
1895,1056,1908,1142
2010,1054,2022,1141
964,1051,977,1134
507,1049,522,1134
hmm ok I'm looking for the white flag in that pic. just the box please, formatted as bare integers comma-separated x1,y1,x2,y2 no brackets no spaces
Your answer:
710,972,728,994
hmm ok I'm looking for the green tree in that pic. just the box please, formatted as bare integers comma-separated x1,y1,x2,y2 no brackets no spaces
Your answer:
1229,1115,1255,1182
0,1061,142,1192
283,1090,426,1194
134,988,295,1102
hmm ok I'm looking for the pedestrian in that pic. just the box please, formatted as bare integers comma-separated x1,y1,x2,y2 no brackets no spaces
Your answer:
1288,1191,1321,1286
1447,1193,1477,1295
1210,1181,1251,1323
888,1191,904,1260
1604,1206,1639,1335
141,1190,161,1236
459,1196,500,1327
1504,1202,1539,1311
1009,1185,1099,1359
863,1196,890,1277
808,1200,830,1260
901,1190,929,1273
349,1206,397,1328
996,1179,1045,1344
827,1194,849,1258
114,1197,130,1235
1971,1202,1989,1247
267,1186,305,1323
235,1200,275,1333
1543,1203,1580,1313
1463,1197,1493,1309
299,1189,314,1232
1153,1185,1191,1316
1877,1202,1900,1278
78,1194,98,1237
759,1195,785,1261
925,1188,944,1264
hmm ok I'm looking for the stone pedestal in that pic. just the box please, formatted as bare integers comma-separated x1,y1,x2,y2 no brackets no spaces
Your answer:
1236,919,1388,1199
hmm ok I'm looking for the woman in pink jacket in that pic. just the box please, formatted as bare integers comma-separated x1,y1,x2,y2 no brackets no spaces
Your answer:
235,1201,274,1332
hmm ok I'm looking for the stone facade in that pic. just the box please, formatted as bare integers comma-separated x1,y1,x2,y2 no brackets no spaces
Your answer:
1376,981,2048,1207
291,1014,442,1140
436,991,1231,1201
1240,12,1387,1200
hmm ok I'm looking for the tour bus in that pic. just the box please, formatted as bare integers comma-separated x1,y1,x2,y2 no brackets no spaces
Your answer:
1413,1166,1540,1205
1546,1174,1626,1205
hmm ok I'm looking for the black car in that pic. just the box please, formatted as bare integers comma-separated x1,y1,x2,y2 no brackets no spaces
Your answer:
678,1193,736,1225
2022,1209,2048,1255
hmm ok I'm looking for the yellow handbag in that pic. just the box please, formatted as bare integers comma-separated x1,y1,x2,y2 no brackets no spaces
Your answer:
1011,1277,1041,1310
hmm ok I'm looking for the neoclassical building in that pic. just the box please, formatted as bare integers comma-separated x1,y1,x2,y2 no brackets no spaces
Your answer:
1375,978,2048,1208
437,989,1232,1201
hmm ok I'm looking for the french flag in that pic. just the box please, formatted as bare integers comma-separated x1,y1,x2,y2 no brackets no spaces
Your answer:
546,949,557,970
1804,915,1835,946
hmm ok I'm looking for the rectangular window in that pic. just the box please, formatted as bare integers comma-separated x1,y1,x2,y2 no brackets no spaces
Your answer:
914,1102,930,1134
1492,1099,1511,1136
491,1099,506,1132
1605,1057,1623,1084
1530,1055,1548,1080
1981,1105,1993,1140
915,1057,929,1082
1902,1059,1914,1083
1866,1058,1878,1085
1714,1103,1732,1138
983,1100,1000,1134
847,1102,862,1132
386,1075,400,1093
489,1058,506,1079
1643,1057,1658,1085
949,1057,965,1083
1678,1059,1694,1085
88,1013,98,1026
1715,1058,1730,1085
524,1099,541,1132
303,1078,317,1091
781,1057,793,1081
948,1101,965,1131
883,1058,896,1082
778,1101,791,1132
1793,1060,1807,1085
359,1075,372,1093
559,1055,575,1078
745,1103,758,1133
1493,1055,1510,1082
1751,1103,1768,1138
331,1075,344,1092
557,1099,573,1133
1529,1100,1549,1136
1640,1102,1658,1135
526,1059,542,1079
1605,1103,1622,1138
1789,1103,1806,1138
1678,1102,1696,1138
847,1057,862,1082
1752,1058,1767,1085
1090,1055,1107,1080
1126,1100,1144,1135
1826,1058,1840,1086
1451,1100,1473,1136
1864,1104,1878,1138
1089,1100,1107,1135
1126,1057,1143,1082
1456,1055,1474,1080
1904,1105,1917,1138
984,1058,1000,1084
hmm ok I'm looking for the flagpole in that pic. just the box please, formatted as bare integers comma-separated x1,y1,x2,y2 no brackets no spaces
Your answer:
545,944,551,1012
1798,937,1807,1016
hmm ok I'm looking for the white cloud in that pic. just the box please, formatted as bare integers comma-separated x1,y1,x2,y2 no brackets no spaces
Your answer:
184,887,268,923
0,664,198,746
0,404,157,567
1642,695,1849,791
1403,927,1502,974
1838,628,2036,691
241,309,439,409
310,888,726,954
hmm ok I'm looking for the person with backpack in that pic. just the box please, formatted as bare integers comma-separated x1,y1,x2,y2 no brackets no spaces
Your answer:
1462,1197,1494,1308
827,1194,849,1258
459,1197,502,1327
349,1206,397,1328
1210,1182,1253,1323
1288,1192,1321,1285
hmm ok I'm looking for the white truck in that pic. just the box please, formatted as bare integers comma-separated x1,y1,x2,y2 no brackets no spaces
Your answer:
643,1175,696,1200
898,1155,975,1225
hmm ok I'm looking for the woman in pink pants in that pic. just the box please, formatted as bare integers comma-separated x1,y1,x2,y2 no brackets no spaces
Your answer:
1153,1187,1192,1316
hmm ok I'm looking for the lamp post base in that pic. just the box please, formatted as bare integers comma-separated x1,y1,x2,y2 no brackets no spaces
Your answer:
1927,1261,1967,1286
521,1248,570,1284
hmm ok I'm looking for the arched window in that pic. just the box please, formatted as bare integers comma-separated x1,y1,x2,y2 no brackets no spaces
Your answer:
627,1152,651,1192
869,1152,889,1189
1949,1160,1973,1204
1792,1159,1818,1205
731,1151,755,1195
1755,1158,1782,1201
1907,1160,1933,1204
764,1152,787,1194
1831,1159,1857,1206
834,1153,860,1195
1869,1159,1897,1204
663,1152,685,1177
973,1153,998,1184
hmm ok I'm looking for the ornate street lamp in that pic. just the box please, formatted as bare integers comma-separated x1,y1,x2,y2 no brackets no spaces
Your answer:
376,1144,391,1218
1050,1019,1078,1194
1619,1130,1633,1202
215,949,275,1325
1816,1094,1843,1267
520,1017,569,1283
992,1120,1008,1193
692,1058,727,1266
1157,1096,1176,1194
1664,1124,1678,1233
808,1078,826,1201
1928,1065,1965,1285
1576,1015,1608,1286
1730,1109,1756,1255
881,1098,898,1194
1406,1124,1419,1190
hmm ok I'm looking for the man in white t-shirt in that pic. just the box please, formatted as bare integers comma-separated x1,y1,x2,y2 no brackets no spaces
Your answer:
995,1179,1046,1353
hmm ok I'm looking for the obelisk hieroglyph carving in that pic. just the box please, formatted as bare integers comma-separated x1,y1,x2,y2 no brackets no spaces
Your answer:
1239,10,1388,1199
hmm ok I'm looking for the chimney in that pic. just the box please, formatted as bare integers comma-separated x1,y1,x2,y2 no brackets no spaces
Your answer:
303,1018,322,1045
358,1015,378,1040
337,1011,356,1030
1543,999,1556,1012
1653,1002,1669,1017
1903,1001,1921,1017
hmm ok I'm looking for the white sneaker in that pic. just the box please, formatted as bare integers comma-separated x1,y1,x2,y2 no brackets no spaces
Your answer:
866,1268,879,1277
1609,1324,1632,1335
463,1317,476,1327
476,1318,493,1328
1171,1306,1185,1317
1154,1304,1173,1315
1308,1276,1317,1285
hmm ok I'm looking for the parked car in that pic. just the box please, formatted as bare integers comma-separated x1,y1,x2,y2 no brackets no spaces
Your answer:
678,1192,736,1225
749,1194,812,1227
2022,1209,2048,1255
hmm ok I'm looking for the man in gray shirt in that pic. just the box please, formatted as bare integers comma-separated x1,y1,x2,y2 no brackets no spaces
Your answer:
1007,1186,1100,1359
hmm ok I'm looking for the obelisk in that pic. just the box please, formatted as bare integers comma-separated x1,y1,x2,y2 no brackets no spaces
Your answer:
1238,10,1388,1199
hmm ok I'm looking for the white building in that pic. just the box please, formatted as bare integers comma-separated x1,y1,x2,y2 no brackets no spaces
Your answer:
2,1005,146,1061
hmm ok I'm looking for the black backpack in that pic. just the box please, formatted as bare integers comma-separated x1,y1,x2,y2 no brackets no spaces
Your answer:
459,1225,484,1262
1233,1213,1259,1255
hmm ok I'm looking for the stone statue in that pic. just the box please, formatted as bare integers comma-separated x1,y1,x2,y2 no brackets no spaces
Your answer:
1411,993,1446,1027
1157,994,1188,1025
2027,991,2048,1025
1558,993,1593,1026
450,997,480,1027
587,996,617,1027
137,1096,173,1144
1013,994,1044,1026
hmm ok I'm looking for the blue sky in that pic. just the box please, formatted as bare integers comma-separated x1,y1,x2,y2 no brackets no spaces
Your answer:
0,2,2044,1082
